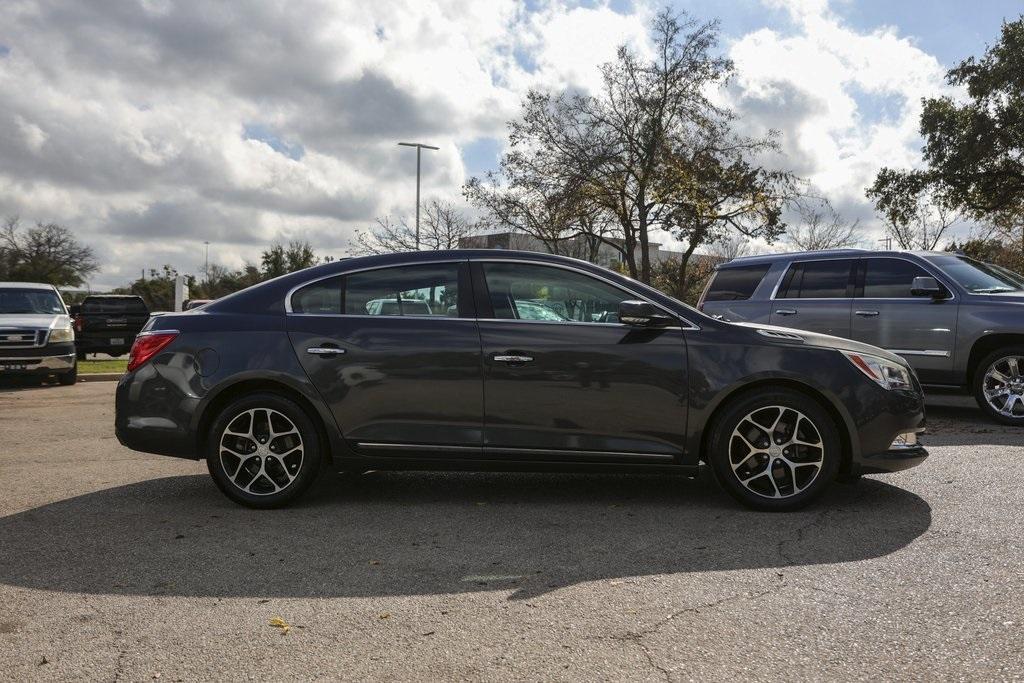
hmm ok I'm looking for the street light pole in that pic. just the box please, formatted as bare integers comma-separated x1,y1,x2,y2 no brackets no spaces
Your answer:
204,241,210,283
397,142,439,249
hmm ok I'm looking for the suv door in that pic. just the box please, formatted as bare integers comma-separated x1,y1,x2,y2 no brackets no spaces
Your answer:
475,260,688,461
769,259,856,337
286,261,484,452
851,256,958,384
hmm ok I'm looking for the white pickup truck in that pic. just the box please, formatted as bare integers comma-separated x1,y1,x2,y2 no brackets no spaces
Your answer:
0,282,77,384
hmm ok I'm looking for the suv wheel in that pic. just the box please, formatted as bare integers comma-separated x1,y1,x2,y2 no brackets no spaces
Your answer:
708,389,841,511
974,347,1024,426
206,393,322,508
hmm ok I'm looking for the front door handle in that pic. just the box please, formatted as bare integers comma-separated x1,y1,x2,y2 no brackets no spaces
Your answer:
774,309,797,316
494,354,534,364
307,347,346,356
855,310,880,317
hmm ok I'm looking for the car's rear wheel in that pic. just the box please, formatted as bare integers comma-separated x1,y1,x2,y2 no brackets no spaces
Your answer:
206,393,322,508
974,347,1024,426
707,389,841,511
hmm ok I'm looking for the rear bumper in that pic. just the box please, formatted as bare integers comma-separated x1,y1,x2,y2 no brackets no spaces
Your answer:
0,353,75,375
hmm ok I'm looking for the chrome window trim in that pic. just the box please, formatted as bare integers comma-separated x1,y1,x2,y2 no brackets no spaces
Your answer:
477,258,700,331
284,256,701,330
769,255,957,302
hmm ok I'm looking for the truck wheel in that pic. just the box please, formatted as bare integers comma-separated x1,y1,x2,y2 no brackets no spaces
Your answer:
974,346,1024,426
76,350,86,361
58,364,78,386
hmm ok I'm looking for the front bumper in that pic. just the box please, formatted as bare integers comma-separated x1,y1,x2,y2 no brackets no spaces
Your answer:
857,438,929,474
0,353,75,375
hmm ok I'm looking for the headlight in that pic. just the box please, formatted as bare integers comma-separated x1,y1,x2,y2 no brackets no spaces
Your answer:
842,350,912,391
49,325,74,343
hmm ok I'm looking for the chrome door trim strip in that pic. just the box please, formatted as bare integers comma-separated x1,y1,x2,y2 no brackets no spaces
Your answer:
769,255,958,302
887,349,951,358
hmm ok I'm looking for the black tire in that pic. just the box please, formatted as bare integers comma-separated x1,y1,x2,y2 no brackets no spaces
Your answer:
707,388,841,512
58,364,78,386
973,346,1024,426
76,350,86,361
205,392,323,508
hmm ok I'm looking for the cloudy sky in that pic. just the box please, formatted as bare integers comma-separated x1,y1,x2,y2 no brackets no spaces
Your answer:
0,0,1020,289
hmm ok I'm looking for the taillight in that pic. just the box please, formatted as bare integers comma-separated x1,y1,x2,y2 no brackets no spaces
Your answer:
73,316,84,332
127,331,179,372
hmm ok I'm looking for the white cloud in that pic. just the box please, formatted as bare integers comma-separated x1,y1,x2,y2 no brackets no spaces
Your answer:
728,0,952,220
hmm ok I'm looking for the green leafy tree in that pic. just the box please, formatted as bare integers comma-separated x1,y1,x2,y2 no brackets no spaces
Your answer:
0,217,98,287
868,18,1024,254
261,241,318,278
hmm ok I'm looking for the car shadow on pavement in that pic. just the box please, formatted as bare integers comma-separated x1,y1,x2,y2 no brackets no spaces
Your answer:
924,394,1023,447
0,470,930,600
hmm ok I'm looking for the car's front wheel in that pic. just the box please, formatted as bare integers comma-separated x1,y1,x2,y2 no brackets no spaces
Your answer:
707,389,841,511
974,347,1024,426
206,393,323,508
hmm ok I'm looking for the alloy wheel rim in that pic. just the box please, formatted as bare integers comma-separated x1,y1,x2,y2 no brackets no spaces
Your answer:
729,405,825,499
219,408,304,495
983,355,1024,418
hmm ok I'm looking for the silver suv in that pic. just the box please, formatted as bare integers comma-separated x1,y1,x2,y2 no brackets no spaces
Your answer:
698,249,1024,425
0,282,77,384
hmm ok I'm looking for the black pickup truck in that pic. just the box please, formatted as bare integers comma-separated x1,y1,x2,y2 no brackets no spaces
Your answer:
70,295,150,360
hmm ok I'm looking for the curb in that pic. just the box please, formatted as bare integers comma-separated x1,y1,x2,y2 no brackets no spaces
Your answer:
78,373,124,382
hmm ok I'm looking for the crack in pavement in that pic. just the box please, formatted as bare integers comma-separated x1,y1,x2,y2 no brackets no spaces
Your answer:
612,574,787,682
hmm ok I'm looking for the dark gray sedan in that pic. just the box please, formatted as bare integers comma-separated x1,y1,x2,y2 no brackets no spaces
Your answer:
115,250,927,511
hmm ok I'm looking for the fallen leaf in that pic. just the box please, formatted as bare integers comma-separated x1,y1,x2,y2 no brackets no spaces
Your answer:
269,617,290,635
378,612,391,620
422,631,435,636
369,560,381,566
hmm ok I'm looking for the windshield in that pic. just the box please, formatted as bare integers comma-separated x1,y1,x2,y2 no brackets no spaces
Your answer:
0,288,66,315
923,255,1024,294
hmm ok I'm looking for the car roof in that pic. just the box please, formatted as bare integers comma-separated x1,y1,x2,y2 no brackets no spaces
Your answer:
718,249,949,269
0,282,59,290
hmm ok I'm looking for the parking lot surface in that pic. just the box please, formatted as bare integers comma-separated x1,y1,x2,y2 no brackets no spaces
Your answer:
0,381,1022,681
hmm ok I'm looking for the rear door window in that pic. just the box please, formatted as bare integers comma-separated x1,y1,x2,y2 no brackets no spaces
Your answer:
777,260,855,299
861,258,932,298
292,264,463,317
704,264,770,301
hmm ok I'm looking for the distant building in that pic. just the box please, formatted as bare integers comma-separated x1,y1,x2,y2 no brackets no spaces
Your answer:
457,231,689,270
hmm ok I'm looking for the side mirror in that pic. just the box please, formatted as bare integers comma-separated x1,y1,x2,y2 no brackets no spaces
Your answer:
618,300,673,327
68,304,81,317
911,276,943,298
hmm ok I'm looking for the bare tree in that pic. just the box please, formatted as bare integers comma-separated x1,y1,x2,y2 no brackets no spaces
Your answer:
468,10,735,283
351,200,477,255
704,234,755,261
783,198,862,251
867,176,961,250
0,216,98,286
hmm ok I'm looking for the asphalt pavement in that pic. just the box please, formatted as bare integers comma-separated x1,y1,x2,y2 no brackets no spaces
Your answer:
0,382,1021,681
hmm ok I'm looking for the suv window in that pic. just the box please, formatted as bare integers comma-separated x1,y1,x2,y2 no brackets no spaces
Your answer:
861,258,931,298
292,264,461,317
777,260,854,299
482,262,633,324
81,296,148,314
705,264,770,301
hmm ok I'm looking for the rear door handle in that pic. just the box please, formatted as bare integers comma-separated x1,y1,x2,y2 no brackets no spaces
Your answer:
307,347,346,356
494,354,534,364
774,309,797,316
855,310,880,317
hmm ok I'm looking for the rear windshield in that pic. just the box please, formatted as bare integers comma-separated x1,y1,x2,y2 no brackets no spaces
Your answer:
81,297,149,314
0,288,65,315
704,264,770,301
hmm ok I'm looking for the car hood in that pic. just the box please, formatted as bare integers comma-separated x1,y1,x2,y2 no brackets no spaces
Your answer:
0,313,66,329
729,321,907,365
965,291,1024,304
